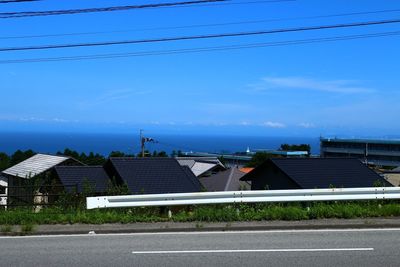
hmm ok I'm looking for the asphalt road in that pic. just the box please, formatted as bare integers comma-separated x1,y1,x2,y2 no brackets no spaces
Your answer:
0,229,399,266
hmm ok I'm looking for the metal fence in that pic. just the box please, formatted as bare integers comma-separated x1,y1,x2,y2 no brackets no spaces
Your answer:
0,184,80,208
87,187,400,209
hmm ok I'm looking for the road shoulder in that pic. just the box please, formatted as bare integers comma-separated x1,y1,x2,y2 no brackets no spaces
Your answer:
2,217,400,236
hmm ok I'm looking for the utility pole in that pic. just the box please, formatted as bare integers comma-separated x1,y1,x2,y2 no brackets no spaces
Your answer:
140,129,155,157
140,129,144,157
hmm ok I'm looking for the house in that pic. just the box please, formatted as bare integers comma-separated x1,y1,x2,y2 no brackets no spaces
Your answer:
54,166,110,194
104,157,202,194
176,157,226,177
320,137,400,167
381,166,400,186
200,167,250,191
0,175,7,207
240,158,391,190
2,154,80,184
1,154,81,204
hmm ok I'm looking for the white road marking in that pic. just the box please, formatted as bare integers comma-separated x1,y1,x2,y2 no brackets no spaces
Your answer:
132,248,374,254
0,228,399,239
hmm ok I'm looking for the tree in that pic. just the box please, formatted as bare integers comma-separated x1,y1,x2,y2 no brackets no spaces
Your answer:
10,149,35,166
156,151,168,157
170,150,183,157
57,148,79,160
137,150,150,157
0,152,10,171
109,151,127,157
218,156,226,166
246,152,277,167
57,148,106,165
279,144,311,156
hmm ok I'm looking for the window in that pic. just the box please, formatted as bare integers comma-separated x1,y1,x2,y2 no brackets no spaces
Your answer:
0,186,6,195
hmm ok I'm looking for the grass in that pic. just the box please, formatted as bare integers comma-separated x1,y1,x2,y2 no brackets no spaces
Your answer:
21,223,35,233
1,225,12,233
1,201,400,226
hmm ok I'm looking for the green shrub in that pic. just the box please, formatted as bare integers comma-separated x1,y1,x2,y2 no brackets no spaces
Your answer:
0,201,400,225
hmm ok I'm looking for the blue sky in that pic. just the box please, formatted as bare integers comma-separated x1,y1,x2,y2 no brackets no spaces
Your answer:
0,0,399,137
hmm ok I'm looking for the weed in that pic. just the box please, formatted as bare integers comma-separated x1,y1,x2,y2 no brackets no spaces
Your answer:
21,223,35,233
0,201,400,225
195,222,204,228
1,225,12,233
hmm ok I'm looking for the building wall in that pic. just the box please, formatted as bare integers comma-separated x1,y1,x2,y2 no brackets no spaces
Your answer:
320,139,400,167
0,176,7,207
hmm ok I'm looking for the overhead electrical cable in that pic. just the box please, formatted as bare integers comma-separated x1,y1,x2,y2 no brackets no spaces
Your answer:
2,8,400,40
162,0,295,7
0,0,293,19
0,18,399,52
0,31,398,64
0,0,39,3
0,0,227,18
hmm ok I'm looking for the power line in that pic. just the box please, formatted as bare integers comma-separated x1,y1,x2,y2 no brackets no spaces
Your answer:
2,8,400,40
1,18,399,52
162,0,295,7
0,0,227,18
0,0,291,19
0,0,40,3
1,31,398,64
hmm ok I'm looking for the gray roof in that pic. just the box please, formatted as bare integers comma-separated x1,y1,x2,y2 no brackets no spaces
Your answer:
176,157,225,177
200,168,249,191
392,166,400,172
176,157,223,164
2,154,70,178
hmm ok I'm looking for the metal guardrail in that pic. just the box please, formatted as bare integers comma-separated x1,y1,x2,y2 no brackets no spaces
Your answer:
86,187,400,209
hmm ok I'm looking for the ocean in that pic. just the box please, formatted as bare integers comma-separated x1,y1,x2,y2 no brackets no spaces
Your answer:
0,132,321,156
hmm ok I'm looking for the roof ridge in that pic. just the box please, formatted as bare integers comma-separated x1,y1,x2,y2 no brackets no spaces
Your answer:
110,157,172,160
56,165,103,168
272,157,360,160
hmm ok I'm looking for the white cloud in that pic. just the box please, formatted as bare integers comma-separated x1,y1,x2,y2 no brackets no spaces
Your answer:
0,116,75,123
251,76,374,94
82,89,152,107
261,121,286,128
298,122,315,128
203,103,254,112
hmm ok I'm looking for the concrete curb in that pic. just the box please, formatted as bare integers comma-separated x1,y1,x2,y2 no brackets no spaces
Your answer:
2,217,400,236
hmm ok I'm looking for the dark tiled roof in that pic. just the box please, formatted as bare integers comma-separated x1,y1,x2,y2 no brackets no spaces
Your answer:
241,158,390,189
181,165,203,190
55,166,110,193
108,158,202,194
200,168,248,191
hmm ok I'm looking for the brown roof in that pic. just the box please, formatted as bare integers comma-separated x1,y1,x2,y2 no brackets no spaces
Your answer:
239,167,254,174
